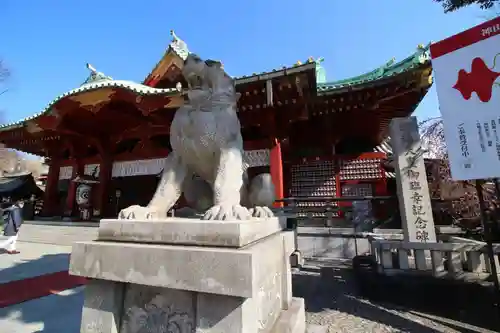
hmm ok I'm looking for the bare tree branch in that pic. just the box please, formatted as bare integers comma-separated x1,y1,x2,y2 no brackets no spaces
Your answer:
0,59,9,99
0,59,9,83
419,117,448,159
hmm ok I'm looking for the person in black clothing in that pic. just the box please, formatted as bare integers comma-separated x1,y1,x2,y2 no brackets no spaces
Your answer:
1,200,24,254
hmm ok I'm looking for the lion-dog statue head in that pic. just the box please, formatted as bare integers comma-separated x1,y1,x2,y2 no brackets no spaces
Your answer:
182,53,240,108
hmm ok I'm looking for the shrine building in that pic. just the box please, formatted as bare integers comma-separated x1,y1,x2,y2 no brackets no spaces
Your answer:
0,31,433,220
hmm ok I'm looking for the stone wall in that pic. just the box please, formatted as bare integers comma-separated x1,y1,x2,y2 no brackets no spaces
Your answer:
296,226,464,260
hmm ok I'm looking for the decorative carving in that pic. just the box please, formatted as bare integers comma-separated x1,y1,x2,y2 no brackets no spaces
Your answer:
123,295,194,333
118,54,276,221
83,63,113,85
121,286,195,333
256,270,282,330
244,149,270,167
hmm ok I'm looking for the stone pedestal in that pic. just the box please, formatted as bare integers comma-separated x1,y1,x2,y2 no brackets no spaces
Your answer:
69,217,306,333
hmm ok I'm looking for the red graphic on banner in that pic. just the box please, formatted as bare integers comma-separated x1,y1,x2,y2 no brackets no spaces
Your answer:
453,57,500,103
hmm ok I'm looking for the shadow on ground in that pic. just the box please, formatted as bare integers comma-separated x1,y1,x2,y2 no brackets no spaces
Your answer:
0,252,70,283
292,261,500,332
0,287,84,333
1,253,499,332
0,252,84,333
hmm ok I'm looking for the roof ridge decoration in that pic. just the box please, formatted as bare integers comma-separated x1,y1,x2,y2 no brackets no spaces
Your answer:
81,63,113,86
169,30,190,60
415,43,431,64
314,57,327,84
294,56,326,83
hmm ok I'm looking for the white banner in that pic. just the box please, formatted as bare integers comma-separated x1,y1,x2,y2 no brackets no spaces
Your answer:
112,158,166,178
57,149,271,180
58,166,73,180
431,17,500,180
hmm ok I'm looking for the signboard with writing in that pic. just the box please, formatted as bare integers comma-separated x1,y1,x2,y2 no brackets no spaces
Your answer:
430,17,500,180
390,117,437,243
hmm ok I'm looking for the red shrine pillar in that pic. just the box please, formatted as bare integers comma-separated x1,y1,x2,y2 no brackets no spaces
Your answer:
42,159,60,216
65,160,84,217
270,139,284,207
95,156,113,217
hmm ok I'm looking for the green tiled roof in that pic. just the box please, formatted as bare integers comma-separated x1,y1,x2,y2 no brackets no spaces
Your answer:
317,43,431,93
0,64,180,132
0,38,432,134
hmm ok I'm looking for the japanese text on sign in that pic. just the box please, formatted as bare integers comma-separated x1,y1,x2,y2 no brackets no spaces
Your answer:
458,123,470,159
431,16,500,180
406,148,430,242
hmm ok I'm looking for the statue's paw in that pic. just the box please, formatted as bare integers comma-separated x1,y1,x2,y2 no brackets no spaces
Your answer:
118,205,161,220
249,206,275,218
202,204,250,220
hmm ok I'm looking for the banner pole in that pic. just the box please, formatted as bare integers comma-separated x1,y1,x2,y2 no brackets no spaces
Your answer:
475,180,500,311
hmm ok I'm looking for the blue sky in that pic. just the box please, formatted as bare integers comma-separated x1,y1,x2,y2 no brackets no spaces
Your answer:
0,0,490,125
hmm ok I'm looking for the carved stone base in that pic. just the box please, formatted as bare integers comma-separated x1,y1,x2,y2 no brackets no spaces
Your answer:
70,218,305,333
97,216,286,247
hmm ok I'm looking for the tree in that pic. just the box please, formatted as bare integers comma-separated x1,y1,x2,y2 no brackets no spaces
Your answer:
0,59,9,96
434,0,499,12
0,58,12,175
420,117,447,159
0,60,45,178
419,116,500,237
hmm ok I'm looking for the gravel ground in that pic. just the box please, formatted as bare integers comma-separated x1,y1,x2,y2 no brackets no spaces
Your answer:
293,262,500,333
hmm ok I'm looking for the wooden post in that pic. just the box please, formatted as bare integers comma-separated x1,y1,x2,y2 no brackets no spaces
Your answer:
92,138,115,218
65,161,84,217
270,138,284,207
41,159,60,216
95,156,112,217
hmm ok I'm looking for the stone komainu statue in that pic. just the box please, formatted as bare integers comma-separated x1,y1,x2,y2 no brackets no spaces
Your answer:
119,54,276,220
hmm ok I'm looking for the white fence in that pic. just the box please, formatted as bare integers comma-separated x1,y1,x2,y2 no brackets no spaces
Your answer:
369,236,500,279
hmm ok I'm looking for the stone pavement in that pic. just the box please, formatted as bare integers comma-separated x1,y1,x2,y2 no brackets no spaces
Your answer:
0,286,84,333
0,242,72,284
1,242,498,332
2,265,497,333
294,262,500,333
